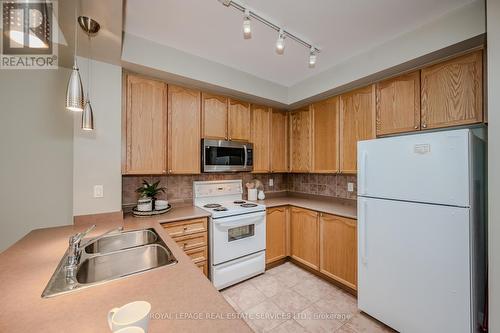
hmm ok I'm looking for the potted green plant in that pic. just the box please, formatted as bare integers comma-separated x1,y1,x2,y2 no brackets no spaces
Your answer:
136,180,166,210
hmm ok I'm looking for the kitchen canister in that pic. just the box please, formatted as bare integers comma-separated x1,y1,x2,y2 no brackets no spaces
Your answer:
248,188,257,201
137,198,152,212
258,190,265,200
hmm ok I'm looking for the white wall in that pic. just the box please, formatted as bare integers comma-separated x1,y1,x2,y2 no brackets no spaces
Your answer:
288,0,486,104
0,69,74,251
73,58,122,216
487,0,500,331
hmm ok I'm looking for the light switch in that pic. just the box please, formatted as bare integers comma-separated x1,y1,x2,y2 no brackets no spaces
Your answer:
269,179,274,187
347,182,354,192
93,185,104,198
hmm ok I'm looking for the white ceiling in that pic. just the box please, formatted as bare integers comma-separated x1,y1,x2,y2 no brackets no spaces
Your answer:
124,0,474,87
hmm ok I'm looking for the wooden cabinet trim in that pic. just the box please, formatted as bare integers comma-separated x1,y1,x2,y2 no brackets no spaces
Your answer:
162,218,208,238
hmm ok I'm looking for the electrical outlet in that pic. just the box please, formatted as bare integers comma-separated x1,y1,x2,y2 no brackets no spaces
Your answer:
93,185,104,198
269,179,274,187
347,182,354,192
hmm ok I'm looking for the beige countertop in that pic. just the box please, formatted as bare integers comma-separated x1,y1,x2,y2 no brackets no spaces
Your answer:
258,194,357,219
0,218,251,333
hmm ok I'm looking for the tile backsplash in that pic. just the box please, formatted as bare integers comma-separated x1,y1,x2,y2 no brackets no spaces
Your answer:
288,173,358,200
122,173,288,206
122,173,357,207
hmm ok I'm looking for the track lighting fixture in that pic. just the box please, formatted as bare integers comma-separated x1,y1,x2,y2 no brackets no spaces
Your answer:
242,9,251,39
220,0,320,67
309,47,317,68
275,29,285,55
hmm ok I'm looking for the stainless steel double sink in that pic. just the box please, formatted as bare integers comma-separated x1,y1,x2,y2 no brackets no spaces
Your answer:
42,228,177,298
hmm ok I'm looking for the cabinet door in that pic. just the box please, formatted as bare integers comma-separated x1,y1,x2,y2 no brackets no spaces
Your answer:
266,207,288,264
340,85,376,174
270,109,289,173
228,99,251,141
311,97,339,173
376,71,421,136
168,85,201,174
289,107,312,172
251,105,271,173
201,93,228,139
320,213,357,290
290,207,319,269
421,50,483,129
123,75,167,175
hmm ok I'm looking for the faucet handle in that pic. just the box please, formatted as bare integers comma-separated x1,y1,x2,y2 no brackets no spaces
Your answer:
70,224,96,245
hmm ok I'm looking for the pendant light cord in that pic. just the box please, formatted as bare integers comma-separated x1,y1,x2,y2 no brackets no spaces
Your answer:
87,34,91,101
73,0,78,66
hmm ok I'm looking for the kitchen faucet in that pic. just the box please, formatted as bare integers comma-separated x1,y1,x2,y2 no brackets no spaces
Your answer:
65,224,123,279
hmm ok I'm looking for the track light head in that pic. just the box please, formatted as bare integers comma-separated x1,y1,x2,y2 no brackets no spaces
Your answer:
309,47,317,68
276,29,285,55
243,9,251,39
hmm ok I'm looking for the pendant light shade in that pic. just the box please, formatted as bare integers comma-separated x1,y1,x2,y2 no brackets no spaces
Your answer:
81,99,94,130
65,64,84,111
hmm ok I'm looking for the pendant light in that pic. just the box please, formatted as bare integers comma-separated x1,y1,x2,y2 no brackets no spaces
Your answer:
78,16,100,131
65,3,84,112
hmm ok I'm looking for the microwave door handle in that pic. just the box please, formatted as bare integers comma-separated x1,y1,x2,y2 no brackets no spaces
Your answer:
243,145,248,168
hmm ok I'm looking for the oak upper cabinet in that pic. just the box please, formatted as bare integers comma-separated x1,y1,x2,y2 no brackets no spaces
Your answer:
201,93,228,140
270,109,289,173
311,97,340,173
320,213,357,290
376,71,421,136
266,207,288,264
290,207,319,270
123,74,167,175
168,85,201,174
289,107,312,172
340,85,376,174
228,99,251,141
250,105,271,173
421,51,483,129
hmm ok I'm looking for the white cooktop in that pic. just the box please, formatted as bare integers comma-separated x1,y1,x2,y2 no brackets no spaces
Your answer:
193,180,266,218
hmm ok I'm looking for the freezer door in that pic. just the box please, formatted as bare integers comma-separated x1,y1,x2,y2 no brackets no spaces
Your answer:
358,197,472,333
358,129,471,207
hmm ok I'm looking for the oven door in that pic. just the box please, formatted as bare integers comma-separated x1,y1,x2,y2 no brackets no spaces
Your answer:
202,139,253,172
211,211,266,265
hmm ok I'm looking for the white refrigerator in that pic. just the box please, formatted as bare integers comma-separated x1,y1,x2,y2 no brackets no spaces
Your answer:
357,128,486,333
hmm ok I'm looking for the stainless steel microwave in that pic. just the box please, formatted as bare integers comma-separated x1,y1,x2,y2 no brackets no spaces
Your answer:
202,139,253,172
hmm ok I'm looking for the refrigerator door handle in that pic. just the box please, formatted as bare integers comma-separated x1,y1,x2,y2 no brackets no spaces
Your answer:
360,199,368,265
359,150,368,195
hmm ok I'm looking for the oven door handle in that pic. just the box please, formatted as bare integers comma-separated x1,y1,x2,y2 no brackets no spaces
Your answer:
243,145,248,168
216,219,263,229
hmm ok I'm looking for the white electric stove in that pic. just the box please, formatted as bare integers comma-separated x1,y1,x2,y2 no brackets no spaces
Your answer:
193,180,266,290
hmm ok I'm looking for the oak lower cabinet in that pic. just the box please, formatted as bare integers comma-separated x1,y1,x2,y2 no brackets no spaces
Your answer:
251,105,271,173
201,93,228,140
228,99,251,141
289,107,312,172
340,85,376,174
319,213,357,290
266,207,288,264
167,85,201,174
290,207,319,269
311,97,340,173
162,218,209,278
123,74,168,175
270,109,289,172
421,50,483,129
376,71,421,136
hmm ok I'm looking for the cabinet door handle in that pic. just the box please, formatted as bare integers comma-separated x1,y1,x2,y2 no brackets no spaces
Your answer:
414,125,418,129
422,124,427,128
183,226,188,231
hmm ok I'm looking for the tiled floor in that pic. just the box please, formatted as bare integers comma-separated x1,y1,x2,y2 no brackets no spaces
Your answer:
221,262,395,333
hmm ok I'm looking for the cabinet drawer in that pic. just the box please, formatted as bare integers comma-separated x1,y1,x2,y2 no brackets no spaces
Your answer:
185,246,208,264
175,233,207,251
162,218,207,238
196,260,208,277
